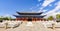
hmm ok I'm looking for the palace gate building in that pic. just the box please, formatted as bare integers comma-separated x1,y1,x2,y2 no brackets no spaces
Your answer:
14,12,46,21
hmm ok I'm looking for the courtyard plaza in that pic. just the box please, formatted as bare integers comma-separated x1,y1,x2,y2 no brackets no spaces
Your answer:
0,21,60,31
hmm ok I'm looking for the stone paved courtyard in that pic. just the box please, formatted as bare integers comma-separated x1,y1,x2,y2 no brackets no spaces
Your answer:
0,21,60,31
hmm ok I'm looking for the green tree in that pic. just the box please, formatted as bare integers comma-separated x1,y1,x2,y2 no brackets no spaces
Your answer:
3,17,9,20
0,16,12,21
3,16,12,20
56,14,60,19
0,16,4,20
7,16,11,20
56,14,60,22
47,16,54,20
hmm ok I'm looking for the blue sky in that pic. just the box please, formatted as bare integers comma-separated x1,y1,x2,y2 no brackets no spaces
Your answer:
0,0,39,16
0,0,60,18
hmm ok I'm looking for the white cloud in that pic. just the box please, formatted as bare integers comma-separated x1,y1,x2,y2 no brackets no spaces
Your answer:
38,7,44,12
42,0,55,7
43,10,47,12
43,2,60,18
44,12,60,18
3,14,16,18
39,10,47,13
38,0,41,2
38,0,55,12
3,14,10,17
45,2,60,15
37,0,60,18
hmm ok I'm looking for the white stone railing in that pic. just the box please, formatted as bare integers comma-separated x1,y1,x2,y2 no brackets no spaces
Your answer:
0,20,23,29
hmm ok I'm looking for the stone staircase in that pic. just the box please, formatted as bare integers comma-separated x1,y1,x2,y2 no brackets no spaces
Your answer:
5,21,53,31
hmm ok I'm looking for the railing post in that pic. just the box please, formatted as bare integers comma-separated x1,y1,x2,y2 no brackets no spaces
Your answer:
5,22,8,29
52,23,55,30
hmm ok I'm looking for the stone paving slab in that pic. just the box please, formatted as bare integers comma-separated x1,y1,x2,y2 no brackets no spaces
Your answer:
0,21,60,31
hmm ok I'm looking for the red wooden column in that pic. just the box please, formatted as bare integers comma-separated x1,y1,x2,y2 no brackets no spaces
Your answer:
16,18,19,21
36,18,37,21
32,18,33,21
32,18,34,21
26,17,28,21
